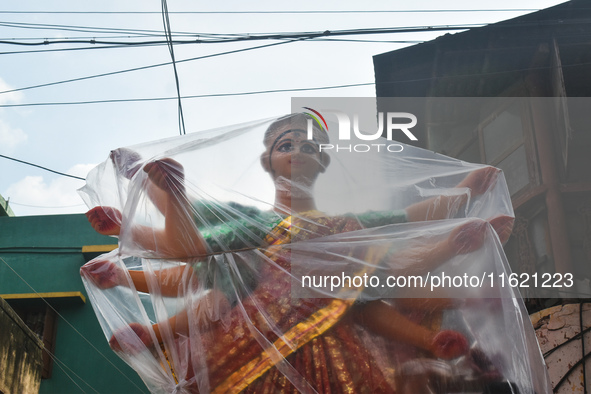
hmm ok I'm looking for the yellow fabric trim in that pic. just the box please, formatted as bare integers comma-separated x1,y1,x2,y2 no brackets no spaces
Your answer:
263,215,293,246
159,344,179,385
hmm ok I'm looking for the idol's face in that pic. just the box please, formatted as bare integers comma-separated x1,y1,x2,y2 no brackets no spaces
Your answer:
264,128,326,184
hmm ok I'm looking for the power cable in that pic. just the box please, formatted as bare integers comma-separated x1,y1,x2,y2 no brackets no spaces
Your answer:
45,351,96,393
0,154,85,180
0,82,375,108
0,24,486,47
2,17,586,48
0,20,246,41
0,34,168,41
0,38,193,46
0,40,296,95
5,57,591,109
0,42,172,55
0,9,541,15
0,24,483,98
0,37,419,56
8,21,590,56
161,0,186,135
0,20,180,37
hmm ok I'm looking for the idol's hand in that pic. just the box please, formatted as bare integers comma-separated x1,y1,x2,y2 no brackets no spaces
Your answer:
86,206,122,236
405,167,501,222
109,323,153,354
144,158,185,195
80,259,126,289
449,219,487,255
449,216,514,255
430,330,469,360
110,148,142,179
456,167,500,196
488,215,514,245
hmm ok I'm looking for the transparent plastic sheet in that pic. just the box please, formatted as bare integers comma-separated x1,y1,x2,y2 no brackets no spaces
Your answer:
79,114,550,393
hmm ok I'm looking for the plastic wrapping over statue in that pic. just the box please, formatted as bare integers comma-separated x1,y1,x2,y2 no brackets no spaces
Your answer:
79,114,550,393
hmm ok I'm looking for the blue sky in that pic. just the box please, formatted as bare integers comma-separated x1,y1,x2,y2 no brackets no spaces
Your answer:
0,0,565,216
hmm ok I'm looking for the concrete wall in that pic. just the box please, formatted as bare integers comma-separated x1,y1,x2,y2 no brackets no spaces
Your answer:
0,297,43,394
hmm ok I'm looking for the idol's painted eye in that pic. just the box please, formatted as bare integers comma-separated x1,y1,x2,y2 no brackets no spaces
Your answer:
276,141,293,153
300,143,319,154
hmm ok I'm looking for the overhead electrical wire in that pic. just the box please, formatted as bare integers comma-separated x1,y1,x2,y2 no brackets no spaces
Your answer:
45,352,97,393
161,0,186,135
0,18,583,47
0,18,511,38
0,14,586,103
0,37,421,56
0,20,186,37
0,20,245,41
4,57,591,109
4,24,588,56
0,154,85,180
0,23,488,45
0,42,174,55
0,40,296,95
0,33,431,47
0,9,541,15
0,23,512,98
0,35,151,42
0,82,375,107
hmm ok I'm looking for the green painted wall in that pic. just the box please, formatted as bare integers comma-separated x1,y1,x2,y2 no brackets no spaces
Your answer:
0,214,148,394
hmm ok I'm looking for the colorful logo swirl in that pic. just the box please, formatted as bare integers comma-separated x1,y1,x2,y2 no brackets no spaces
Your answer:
303,107,329,132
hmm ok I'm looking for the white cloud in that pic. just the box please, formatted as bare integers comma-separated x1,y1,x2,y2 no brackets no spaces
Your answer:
5,163,97,216
67,163,97,179
0,77,24,105
0,77,27,152
0,119,27,151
